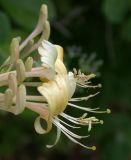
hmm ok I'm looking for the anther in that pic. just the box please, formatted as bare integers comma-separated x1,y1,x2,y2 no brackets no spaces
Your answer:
91,146,96,151
100,120,104,124
97,83,102,88
107,108,111,114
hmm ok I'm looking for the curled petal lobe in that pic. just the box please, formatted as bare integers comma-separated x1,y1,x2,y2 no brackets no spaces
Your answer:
34,115,52,134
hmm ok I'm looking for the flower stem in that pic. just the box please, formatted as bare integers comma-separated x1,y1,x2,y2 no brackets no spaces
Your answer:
26,102,49,118
0,67,54,87
26,95,46,102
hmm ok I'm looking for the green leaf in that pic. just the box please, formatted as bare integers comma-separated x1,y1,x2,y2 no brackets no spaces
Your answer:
101,72,131,105
102,0,129,23
0,0,56,30
102,114,131,160
0,11,11,44
121,17,131,42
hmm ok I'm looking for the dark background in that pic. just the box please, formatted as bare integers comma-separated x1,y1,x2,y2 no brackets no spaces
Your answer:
0,0,131,160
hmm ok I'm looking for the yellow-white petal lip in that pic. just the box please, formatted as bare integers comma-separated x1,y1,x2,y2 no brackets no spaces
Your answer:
66,72,76,99
38,40,58,69
55,45,67,74
55,59,67,75
38,75,68,116
54,45,64,61
38,74,76,116
38,41,67,75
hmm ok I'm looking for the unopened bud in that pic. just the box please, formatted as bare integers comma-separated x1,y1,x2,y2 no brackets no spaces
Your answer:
8,73,17,95
43,21,50,40
4,89,13,109
21,40,34,59
16,36,21,43
16,59,26,83
10,38,20,65
38,4,48,27
25,57,33,71
15,84,26,115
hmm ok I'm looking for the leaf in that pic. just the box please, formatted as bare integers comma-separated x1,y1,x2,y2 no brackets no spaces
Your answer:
0,11,11,44
102,0,129,23
121,17,131,42
102,114,131,160
0,0,56,30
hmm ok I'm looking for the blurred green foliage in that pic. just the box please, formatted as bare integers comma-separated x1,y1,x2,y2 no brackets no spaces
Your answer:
0,0,131,160
103,0,130,23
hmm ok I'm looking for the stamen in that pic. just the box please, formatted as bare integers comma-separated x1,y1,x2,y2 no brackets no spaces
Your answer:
60,114,82,125
73,69,99,91
68,102,109,114
54,120,95,150
88,121,92,132
80,113,88,119
63,115,103,132
77,117,103,131
68,103,99,111
61,113,78,120
55,117,80,129
60,113,102,132
60,113,93,126
61,112,87,120
73,68,96,82
70,92,99,102
77,83,102,89
53,119,89,139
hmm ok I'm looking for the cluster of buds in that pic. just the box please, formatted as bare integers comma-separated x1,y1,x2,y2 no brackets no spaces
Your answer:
0,4,111,150
0,4,53,115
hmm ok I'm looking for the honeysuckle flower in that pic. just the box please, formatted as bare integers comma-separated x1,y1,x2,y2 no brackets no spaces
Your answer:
0,4,111,152
33,40,111,150
0,39,110,150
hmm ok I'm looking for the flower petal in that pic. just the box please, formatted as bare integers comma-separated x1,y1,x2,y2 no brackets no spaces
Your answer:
34,115,52,134
38,75,69,116
54,45,64,61
46,117,61,148
55,59,67,74
38,40,58,70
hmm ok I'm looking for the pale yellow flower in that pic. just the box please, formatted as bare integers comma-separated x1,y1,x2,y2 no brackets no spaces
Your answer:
35,40,111,150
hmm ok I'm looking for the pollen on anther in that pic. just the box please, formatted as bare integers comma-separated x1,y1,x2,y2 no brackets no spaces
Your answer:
100,120,104,124
91,146,96,151
98,83,102,88
107,108,111,114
